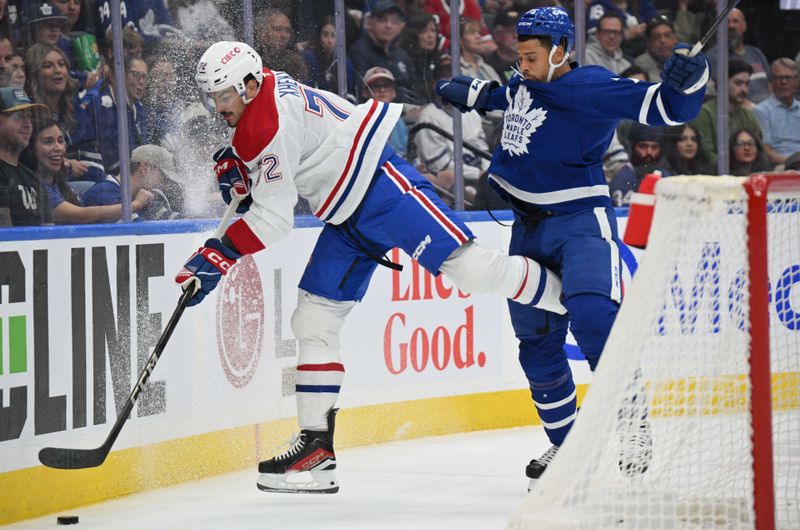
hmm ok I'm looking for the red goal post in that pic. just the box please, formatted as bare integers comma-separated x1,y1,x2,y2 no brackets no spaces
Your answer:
509,174,800,530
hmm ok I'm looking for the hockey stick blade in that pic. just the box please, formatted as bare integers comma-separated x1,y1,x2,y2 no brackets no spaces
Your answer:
38,444,112,469
38,200,240,470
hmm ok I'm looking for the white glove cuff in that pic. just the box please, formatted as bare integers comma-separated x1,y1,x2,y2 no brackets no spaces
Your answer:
683,60,709,95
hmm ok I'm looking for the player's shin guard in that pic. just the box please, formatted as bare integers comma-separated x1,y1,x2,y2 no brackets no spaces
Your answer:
257,408,339,494
440,242,566,314
531,373,577,447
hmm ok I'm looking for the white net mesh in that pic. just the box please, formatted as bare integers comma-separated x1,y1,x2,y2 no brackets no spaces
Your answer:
509,176,800,530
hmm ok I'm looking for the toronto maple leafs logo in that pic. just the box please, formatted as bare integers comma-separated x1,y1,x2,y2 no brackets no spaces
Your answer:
501,86,547,157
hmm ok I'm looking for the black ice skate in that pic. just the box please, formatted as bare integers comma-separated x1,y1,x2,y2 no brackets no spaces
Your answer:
525,444,559,491
618,415,652,477
257,408,339,494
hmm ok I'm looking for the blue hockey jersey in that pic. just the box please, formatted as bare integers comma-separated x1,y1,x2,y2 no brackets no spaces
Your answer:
483,65,705,213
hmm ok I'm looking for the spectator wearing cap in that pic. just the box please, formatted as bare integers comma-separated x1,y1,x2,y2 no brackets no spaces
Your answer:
486,10,519,83
584,13,632,75
706,8,770,105
21,1,66,49
0,87,52,226
82,143,183,221
633,16,678,85
349,0,418,103
21,116,153,223
609,122,670,207
755,58,800,166
361,66,409,157
691,58,764,167
586,0,658,58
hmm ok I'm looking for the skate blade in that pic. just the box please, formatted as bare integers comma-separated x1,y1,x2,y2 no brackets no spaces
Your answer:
257,469,339,494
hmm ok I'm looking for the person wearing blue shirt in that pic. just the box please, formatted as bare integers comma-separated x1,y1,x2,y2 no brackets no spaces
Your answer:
436,6,708,488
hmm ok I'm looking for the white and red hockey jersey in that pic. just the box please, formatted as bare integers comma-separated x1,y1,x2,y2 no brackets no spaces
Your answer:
223,69,402,255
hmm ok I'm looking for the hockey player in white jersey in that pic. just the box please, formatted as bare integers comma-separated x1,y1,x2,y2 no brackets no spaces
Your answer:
175,41,566,494
436,6,709,487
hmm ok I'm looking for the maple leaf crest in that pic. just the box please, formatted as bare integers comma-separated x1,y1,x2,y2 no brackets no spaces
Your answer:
501,86,547,157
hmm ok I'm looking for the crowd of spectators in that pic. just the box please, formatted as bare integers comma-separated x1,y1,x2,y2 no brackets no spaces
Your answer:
1,0,799,228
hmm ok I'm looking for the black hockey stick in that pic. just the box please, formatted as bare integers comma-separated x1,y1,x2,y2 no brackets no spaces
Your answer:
688,0,740,57
38,199,240,469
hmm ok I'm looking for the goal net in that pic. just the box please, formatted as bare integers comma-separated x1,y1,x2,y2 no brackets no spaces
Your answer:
509,175,800,530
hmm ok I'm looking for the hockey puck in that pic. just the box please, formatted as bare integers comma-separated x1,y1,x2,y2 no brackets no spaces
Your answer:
57,515,79,525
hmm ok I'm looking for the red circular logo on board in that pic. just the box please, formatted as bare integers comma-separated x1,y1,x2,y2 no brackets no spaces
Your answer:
216,255,264,388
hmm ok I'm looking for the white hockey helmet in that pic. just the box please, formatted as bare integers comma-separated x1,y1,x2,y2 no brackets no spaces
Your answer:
195,41,263,97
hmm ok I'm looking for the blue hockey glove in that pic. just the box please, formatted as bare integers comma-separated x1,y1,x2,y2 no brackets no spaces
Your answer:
175,238,241,306
213,147,252,214
661,43,709,95
435,76,498,113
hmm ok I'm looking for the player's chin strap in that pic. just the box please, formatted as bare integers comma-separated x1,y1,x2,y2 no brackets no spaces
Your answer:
546,46,569,83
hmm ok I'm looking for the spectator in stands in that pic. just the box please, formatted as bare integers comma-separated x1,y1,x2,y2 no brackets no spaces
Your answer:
414,62,489,203
96,0,178,47
0,35,12,86
633,15,678,85
8,50,24,88
706,8,770,105
485,10,519,83
23,116,152,223
76,54,148,176
21,1,65,49
692,58,763,167
459,18,502,84
301,14,355,96
616,65,649,152
659,123,713,176
424,0,495,56
399,11,444,104
53,0,98,91
254,7,307,81
729,128,771,176
0,87,52,226
610,123,668,206
672,0,716,44
23,43,94,181
361,66,409,157
586,0,658,58
349,1,417,103
82,144,180,221
584,13,632,74
128,144,183,219
0,0,12,39
755,58,800,166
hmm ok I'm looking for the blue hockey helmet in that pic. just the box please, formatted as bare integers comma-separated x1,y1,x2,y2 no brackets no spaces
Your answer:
516,7,575,54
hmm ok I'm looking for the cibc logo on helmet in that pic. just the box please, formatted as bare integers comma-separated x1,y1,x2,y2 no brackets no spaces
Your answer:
221,47,242,65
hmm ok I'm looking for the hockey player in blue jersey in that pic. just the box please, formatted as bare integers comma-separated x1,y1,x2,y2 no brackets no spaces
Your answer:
436,6,709,487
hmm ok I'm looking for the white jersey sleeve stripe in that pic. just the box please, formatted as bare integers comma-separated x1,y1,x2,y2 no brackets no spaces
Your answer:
638,83,659,125
656,91,684,126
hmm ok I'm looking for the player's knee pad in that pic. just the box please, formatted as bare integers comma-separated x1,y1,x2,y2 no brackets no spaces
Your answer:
564,293,619,370
441,242,565,313
291,289,356,363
